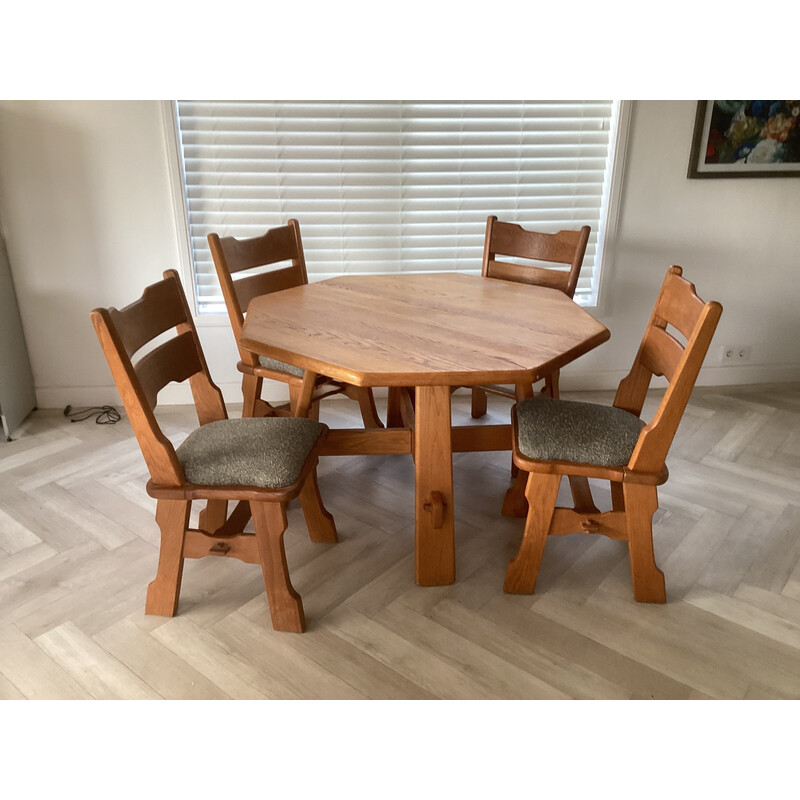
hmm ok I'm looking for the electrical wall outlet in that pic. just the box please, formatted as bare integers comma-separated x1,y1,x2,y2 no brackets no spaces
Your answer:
719,345,751,363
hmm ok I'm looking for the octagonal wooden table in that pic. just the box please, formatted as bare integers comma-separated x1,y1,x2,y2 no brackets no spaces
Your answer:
240,272,610,586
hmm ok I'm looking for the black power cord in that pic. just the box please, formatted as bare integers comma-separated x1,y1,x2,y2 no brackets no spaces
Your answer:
63,405,121,425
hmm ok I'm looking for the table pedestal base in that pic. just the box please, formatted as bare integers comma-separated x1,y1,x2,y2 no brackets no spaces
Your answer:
414,385,455,586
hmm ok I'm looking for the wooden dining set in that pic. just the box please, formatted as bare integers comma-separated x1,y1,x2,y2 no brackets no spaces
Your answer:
91,216,722,633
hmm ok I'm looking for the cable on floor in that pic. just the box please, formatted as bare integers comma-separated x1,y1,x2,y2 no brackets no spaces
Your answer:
63,405,121,424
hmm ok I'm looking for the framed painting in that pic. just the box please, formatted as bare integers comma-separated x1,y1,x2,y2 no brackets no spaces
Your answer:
688,100,800,178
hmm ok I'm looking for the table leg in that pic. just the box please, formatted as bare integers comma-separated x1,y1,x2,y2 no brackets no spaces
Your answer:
414,385,455,586
386,387,404,428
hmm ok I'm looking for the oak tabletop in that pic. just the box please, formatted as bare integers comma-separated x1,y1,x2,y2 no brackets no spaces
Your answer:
239,272,610,387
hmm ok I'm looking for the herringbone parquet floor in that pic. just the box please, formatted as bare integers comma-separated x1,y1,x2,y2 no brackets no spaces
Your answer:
1,384,799,700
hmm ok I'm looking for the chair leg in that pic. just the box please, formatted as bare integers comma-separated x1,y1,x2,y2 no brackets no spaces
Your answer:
198,499,228,533
288,381,303,416
610,481,625,512
288,380,320,419
504,472,561,594
542,370,560,399
299,467,338,543
471,387,488,418
501,467,529,517
242,374,263,418
622,483,666,603
386,387,404,427
568,476,600,514
146,499,191,617
354,387,384,429
251,501,306,633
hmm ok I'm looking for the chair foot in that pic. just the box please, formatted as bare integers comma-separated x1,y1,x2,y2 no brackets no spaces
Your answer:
632,573,666,603
471,387,488,418
145,499,190,616
251,502,306,632
503,473,560,594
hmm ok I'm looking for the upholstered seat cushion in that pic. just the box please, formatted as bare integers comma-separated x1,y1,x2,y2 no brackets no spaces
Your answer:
176,417,327,488
257,354,304,378
516,397,645,467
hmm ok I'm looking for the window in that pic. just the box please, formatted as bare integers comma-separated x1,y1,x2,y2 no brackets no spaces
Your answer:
172,101,626,314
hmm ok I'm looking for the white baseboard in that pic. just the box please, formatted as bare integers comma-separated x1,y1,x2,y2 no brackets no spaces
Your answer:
33,362,800,410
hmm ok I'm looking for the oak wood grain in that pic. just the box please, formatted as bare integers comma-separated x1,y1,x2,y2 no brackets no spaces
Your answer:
208,220,384,429
2,385,800,698
505,266,722,604
91,270,337,633
241,272,609,387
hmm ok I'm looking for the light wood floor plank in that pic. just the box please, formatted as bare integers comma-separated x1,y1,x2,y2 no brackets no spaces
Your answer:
150,615,298,700
0,624,93,699
0,385,798,699
479,595,697,700
426,598,635,699
210,611,369,700
94,616,231,700
34,621,161,699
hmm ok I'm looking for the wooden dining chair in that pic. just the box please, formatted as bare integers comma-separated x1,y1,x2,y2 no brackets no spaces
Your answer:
91,270,338,633
207,220,384,427
471,215,590,418
502,266,722,603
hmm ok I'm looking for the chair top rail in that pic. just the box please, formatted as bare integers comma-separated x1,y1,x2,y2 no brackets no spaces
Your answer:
210,224,300,274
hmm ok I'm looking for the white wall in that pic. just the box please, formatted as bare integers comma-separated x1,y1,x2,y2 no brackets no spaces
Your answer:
571,100,800,390
0,101,189,407
0,99,798,409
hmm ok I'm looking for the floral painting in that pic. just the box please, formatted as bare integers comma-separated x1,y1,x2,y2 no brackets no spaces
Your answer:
688,100,800,178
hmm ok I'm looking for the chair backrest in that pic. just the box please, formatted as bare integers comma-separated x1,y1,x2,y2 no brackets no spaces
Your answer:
208,219,308,364
90,269,227,486
614,266,722,476
481,215,591,298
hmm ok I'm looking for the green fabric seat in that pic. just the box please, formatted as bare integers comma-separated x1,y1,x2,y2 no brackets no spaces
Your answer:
257,354,304,378
516,397,645,467
176,417,327,488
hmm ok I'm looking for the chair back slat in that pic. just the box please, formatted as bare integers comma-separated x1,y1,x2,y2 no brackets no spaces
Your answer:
136,331,203,410
214,224,300,274
486,261,572,291
638,326,685,383
655,272,708,340
91,270,227,486
208,219,308,364
482,216,590,298
614,266,722,475
109,276,187,358
233,265,303,313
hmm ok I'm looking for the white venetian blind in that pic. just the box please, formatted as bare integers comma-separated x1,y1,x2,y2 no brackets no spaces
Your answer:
175,100,617,313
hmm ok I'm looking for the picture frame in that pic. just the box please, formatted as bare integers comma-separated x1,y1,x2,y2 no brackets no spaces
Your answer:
687,100,800,178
